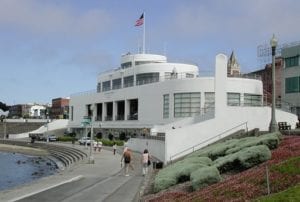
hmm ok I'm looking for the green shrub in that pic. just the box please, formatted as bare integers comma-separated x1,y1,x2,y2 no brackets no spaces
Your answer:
154,165,178,192
187,139,240,160
214,145,271,173
225,133,280,155
154,176,177,192
183,156,213,166
190,166,221,190
154,157,212,192
58,136,74,142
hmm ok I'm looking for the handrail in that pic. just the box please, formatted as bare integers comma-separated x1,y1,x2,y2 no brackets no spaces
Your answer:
169,121,248,163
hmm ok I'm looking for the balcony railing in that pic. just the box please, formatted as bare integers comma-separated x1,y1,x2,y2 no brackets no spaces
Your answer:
127,114,138,120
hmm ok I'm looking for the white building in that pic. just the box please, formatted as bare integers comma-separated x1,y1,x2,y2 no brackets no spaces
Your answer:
69,52,298,163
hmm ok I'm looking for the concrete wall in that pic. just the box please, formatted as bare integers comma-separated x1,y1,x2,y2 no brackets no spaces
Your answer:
126,138,165,162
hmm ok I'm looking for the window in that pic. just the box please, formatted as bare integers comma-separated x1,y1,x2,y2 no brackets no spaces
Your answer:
102,81,111,92
163,94,169,118
285,56,299,68
136,73,159,85
70,106,73,121
121,62,132,69
244,94,262,106
204,92,215,109
186,73,194,78
124,75,134,88
227,93,240,106
174,92,200,117
97,82,101,93
112,78,121,90
285,77,300,93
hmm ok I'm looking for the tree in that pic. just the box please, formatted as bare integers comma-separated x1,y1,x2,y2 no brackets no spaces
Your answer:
0,102,9,111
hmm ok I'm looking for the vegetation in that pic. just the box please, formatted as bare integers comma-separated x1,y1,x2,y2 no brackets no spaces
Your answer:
58,136,75,142
256,184,300,202
153,133,280,193
145,135,300,202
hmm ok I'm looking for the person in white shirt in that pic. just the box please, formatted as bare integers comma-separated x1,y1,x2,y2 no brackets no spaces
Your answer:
141,149,151,176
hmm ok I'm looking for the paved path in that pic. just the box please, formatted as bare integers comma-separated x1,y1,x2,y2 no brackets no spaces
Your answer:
0,143,147,202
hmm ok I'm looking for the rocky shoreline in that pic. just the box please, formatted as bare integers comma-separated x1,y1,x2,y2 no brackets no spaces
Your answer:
0,143,49,156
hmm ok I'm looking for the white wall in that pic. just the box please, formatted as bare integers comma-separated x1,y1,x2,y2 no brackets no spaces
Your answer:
126,138,165,161
164,106,298,163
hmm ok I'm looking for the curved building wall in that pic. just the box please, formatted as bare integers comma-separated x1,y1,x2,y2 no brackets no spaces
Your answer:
69,76,263,130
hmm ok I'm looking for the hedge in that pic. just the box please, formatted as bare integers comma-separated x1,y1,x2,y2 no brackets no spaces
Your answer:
213,145,271,173
154,156,212,192
225,132,280,155
190,166,221,190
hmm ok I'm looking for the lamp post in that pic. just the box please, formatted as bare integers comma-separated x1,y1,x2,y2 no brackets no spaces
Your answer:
269,34,278,132
89,105,95,164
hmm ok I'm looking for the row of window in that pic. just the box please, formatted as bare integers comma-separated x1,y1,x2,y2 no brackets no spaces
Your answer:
97,73,160,93
121,61,161,69
163,92,262,118
97,72,195,93
285,56,299,68
286,77,300,93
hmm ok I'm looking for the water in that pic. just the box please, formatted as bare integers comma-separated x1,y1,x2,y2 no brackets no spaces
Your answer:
0,152,57,191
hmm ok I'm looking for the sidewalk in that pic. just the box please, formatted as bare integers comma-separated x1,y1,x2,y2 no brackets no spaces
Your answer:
0,144,149,202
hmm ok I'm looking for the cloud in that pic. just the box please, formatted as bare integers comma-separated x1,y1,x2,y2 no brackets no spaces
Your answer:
0,0,112,38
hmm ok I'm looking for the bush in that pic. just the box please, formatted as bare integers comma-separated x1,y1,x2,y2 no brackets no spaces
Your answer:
225,133,280,155
58,136,75,142
190,166,221,190
213,145,271,173
182,156,213,166
154,157,212,192
154,176,177,192
154,165,179,192
187,139,240,160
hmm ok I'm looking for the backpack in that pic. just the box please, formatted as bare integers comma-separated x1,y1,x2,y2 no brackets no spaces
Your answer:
124,152,130,163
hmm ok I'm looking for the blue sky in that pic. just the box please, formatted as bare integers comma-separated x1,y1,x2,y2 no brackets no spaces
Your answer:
1,0,299,105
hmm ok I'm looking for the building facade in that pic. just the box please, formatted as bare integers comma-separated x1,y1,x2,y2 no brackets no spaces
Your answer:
245,57,283,106
51,97,70,119
281,45,300,118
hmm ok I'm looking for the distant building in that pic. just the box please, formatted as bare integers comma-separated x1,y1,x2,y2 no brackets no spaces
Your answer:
51,97,69,119
281,44,300,118
9,104,46,118
227,51,241,76
245,57,283,105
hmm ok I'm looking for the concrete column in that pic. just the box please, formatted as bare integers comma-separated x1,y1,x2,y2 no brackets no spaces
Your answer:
215,54,228,118
103,103,107,121
113,101,117,121
124,100,129,120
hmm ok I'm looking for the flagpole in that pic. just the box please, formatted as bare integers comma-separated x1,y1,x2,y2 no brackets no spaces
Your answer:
143,11,145,54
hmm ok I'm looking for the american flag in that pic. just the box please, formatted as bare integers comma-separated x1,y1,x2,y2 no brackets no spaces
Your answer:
135,13,144,26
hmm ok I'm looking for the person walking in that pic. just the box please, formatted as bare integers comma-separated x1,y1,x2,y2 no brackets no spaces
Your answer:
113,143,117,155
93,140,98,152
141,149,151,176
98,141,103,152
121,148,132,176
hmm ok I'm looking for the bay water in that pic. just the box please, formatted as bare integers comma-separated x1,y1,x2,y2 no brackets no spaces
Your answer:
0,152,57,191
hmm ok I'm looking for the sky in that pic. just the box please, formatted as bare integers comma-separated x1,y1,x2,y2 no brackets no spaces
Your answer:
1,0,300,106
